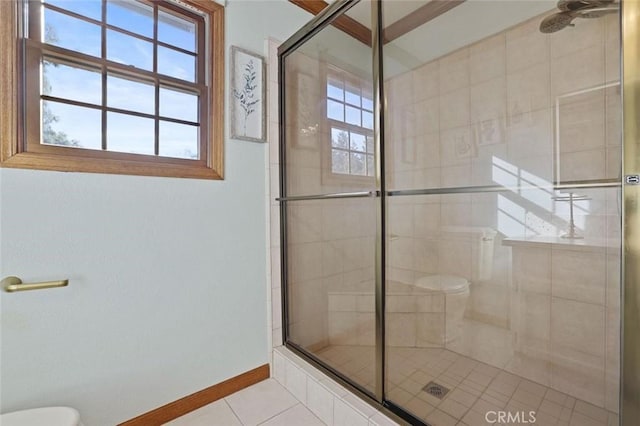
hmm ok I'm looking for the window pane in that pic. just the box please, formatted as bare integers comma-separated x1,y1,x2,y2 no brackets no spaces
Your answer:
160,87,198,122
332,149,348,174
45,0,102,21
44,8,101,57
327,100,344,121
107,112,155,155
362,111,373,130
159,121,198,159
107,0,154,38
350,152,366,176
367,154,374,177
331,128,348,149
345,105,361,126
158,8,197,52
327,82,343,101
107,74,155,114
107,29,153,71
158,46,195,82
43,60,101,105
350,132,366,152
366,136,374,153
345,88,360,107
362,96,373,111
42,101,101,149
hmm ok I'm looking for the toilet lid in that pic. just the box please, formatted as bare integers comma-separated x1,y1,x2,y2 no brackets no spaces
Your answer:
415,275,469,293
0,407,80,426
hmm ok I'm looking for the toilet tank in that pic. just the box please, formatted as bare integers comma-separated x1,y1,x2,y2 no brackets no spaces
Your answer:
441,226,497,282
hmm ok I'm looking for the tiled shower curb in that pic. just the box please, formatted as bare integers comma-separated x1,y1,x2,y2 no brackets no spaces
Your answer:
272,346,401,426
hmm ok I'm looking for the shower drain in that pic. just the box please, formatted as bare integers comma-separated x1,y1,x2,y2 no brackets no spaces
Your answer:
422,381,450,399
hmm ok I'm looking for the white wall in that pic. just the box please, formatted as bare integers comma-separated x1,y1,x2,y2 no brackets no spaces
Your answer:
0,1,310,424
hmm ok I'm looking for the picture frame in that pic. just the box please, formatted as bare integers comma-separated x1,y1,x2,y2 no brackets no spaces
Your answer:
475,116,505,147
453,127,475,159
230,46,266,143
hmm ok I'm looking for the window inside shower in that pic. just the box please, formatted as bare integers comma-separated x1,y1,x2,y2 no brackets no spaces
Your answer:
326,70,375,177
278,0,625,425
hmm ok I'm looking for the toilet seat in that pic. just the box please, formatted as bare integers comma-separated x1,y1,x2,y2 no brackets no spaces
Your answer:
414,275,469,293
0,407,81,426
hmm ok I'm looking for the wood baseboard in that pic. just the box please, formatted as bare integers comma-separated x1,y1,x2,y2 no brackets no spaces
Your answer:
119,364,270,426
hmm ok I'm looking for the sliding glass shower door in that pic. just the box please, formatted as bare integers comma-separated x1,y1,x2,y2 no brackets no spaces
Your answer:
279,0,379,396
382,2,622,424
278,1,637,425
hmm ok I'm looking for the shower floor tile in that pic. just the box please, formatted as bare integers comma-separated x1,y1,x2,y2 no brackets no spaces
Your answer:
314,345,619,426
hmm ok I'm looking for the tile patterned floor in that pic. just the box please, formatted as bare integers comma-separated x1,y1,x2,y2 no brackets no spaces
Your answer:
165,379,325,426
315,346,619,426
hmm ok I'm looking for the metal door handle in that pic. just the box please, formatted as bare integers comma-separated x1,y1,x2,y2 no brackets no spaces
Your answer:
2,276,69,292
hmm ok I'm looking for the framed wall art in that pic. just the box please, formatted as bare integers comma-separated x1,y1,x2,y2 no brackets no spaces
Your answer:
230,46,266,142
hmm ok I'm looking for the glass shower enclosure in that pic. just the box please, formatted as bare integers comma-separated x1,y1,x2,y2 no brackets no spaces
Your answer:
278,1,640,425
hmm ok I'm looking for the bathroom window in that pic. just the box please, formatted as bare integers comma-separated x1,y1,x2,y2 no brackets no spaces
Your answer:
1,0,224,179
326,71,375,177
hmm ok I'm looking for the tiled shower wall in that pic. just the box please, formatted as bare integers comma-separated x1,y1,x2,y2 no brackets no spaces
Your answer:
385,12,621,328
267,38,283,348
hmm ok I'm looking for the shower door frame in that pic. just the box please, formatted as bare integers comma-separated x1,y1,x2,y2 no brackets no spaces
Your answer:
622,0,640,424
278,0,640,424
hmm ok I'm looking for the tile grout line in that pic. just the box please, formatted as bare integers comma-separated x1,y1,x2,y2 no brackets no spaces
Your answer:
223,397,246,426
255,403,302,426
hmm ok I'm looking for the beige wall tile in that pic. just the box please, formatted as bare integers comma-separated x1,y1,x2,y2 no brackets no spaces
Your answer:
558,149,606,182
551,352,605,408
416,313,445,348
388,237,415,270
507,108,553,160
415,97,440,136
549,16,604,59
507,62,550,115
551,45,605,97
415,132,441,169
506,18,549,73
440,126,474,167
388,202,414,237
471,77,506,125
470,34,506,85
551,249,606,304
328,312,357,346
413,238,439,274
513,247,551,294
387,312,417,347
414,203,440,238
438,239,472,279
551,298,605,358
439,48,470,94
558,90,606,154
387,295,415,313
515,291,551,344
416,294,445,313
413,61,439,102
439,88,470,130
289,242,323,282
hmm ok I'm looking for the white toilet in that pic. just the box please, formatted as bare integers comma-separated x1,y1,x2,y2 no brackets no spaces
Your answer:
414,226,497,344
0,407,83,426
